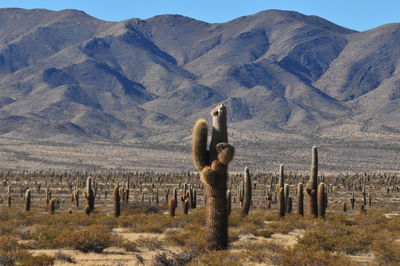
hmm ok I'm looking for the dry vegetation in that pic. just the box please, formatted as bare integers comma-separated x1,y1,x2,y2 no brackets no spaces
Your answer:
0,170,399,265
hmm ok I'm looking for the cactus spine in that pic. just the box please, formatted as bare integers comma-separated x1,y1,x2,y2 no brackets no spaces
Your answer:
297,183,304,216
241,167,252,216
192,104,234,250
306,146,318,217
113,184,121,217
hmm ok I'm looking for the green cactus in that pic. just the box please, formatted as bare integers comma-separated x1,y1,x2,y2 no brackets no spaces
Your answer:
192,104,234,250
183,198,190,215
83,177,95,215
317,182,326,218
241,167,252,216
114,184,121,217
306,146,318,217
279,164,285,190
279,187,285,217
168,197,176,217
48,197,59,214
297,183,304,216
287,196,292,214
25,189,31,211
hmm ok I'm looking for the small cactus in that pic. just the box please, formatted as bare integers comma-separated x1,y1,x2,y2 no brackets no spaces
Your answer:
25,189,31,211
48,198,59,214
114,184,121,217
83,177,95,215
297,183,304,216
241,167,252,216
279,187,285,217
168,197,176,217
317,183,326,218
305,146,318,217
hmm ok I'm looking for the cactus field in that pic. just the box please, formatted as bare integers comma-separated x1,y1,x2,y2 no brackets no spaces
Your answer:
0,105,399,265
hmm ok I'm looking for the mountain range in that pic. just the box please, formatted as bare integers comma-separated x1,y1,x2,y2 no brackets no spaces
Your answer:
0,8,399,143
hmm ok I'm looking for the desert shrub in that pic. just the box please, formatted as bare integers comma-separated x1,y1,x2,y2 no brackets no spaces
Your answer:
134,237,164,251
0,235,19,252
56,224,119,253
165,226,208,253
54,251,76,264
152,250,197,266
371,239,400,265
297,222,372,254
18,254,55,266
189,250,243,266
276,247,354,266
118,240,139,252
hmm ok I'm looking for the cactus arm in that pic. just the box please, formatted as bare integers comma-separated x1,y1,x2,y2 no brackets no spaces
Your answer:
209,104,228,162
216,143,235,165
192,119,209,171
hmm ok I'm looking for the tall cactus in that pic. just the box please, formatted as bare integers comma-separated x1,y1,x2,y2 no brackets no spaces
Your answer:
113,184,121,217
306,146,318,217
297,183,304,216
317,183,326,218
192,104,234,250
25,189,31,211
83,176,95,215
241,167,252,216
168,198,176,217
279,187,285,217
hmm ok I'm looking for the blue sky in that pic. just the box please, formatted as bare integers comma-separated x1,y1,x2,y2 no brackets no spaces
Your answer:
0,0,398,31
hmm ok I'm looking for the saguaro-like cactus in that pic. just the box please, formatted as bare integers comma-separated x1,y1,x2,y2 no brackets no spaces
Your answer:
48,198,59,214
241,167,252,216
114,184,121,217
317,183,326,218
7,185,11,207
297,183,304,216
83,177,95,215
192,104,234,250
168,198,176,217
306,146,318,217
279,187,285,217
25,189,31,211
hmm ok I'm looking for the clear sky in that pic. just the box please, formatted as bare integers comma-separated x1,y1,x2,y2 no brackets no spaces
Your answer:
0,0,398,31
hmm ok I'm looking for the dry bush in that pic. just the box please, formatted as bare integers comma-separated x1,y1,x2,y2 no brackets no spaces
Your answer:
188,250,243,266
134,237,165,251
18,254,55,266
276,247,354,266
152,250,197,266
371,239,400,265
118,240,139,252
54,251,76,264
56,224,120,253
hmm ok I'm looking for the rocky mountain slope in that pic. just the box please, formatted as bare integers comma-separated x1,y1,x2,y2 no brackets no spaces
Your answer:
0,8,399,143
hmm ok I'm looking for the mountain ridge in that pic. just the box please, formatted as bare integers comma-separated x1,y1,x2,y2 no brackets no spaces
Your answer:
0,8,399,143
